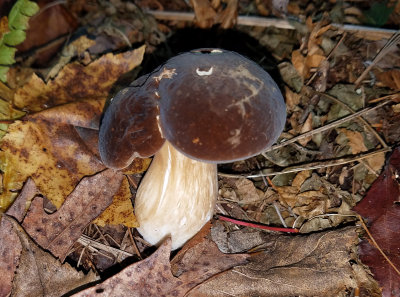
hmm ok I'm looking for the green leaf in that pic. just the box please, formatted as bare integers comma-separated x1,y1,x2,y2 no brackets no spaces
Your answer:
0,66,9,83
8,0,39,30
363,1,394,27
3,30,26,46
0,44,16,64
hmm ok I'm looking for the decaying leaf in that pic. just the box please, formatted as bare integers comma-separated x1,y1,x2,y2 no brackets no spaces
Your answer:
353,146,400,297
5,178,38,222
0,99,106,210
94,177,139,228
73,223,248,296
71,239,184,297
188,227,364,296
191,0,238,29
22,169,124,261
0,216,22,297
13,45,145,111
171,222,249,289
1,215,98,297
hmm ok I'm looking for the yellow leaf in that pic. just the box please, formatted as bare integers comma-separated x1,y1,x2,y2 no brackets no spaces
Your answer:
94,177,138,228
0,99,105,211
13,45,145,111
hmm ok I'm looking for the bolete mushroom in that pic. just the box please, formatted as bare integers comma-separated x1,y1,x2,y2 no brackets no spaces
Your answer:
99,49,286,250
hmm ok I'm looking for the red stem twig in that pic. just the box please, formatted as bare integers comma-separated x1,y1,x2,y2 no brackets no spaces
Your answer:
217,215,300,233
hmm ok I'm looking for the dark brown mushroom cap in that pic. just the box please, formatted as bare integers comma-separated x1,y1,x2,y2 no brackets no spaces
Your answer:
99,49,286,168
98,74,165,169
158,49,286,163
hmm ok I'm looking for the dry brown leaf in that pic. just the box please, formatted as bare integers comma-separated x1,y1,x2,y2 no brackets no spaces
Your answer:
338,128,368,154
234,178,263,204
376,69,400,90
5,178,38,222
0,216,22,297
298,112,313,146
13,46,145,111
171,222,249,288
0,99,106,210
22,169,124,261
191,0,237,29
73,224,247,296
188,227,361,296
291,49,308,78
2,216,98,297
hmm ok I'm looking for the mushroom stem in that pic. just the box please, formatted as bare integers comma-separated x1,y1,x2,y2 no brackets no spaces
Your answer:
135,141,218,250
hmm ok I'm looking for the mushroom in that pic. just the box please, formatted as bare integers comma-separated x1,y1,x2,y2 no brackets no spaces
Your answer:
99,49,286,250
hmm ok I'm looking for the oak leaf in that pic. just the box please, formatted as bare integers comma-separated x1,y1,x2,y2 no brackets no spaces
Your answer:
22,169,124,261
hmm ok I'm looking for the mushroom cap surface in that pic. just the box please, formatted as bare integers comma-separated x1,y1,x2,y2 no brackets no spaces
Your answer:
99,49,286,168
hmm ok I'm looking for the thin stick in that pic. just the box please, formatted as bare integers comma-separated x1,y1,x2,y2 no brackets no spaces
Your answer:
219,147,391,179
357,214,400,276
128,228,142,259
315,91,388,148
217,214,299,233
146,10,398,37
354,30,400,88
78,235,134,257
262,100,390,154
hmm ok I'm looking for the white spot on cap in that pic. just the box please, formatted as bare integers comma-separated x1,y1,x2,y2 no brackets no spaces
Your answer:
196,67,213,76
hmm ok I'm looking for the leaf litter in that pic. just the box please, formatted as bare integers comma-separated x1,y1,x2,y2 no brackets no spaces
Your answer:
1,0,400,296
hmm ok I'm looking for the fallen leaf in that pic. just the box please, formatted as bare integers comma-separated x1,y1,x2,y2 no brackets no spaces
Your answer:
376,69,400,90
71,239,185,297
353,146,400,297
13,45,145,111
22,169,124,261
338,128,368,154
93,177,138,228
188,227,362,296
2,215,98,297
233,178,263,204
16,1,78,66
0,215,22,297
72,223,247,296
5,178,38,222
298,112,313,146
171,222,249,289
0,99,106,210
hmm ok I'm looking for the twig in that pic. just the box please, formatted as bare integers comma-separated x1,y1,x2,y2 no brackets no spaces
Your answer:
262,100,391,154
219,147,391,179
354,30,400,88
146,10,398,38
128,228,142,259
357,214,400,277
78,235,134,258
315,91,388,149
217,214,299,233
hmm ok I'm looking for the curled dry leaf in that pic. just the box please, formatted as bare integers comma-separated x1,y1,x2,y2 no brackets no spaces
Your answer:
22,169,124,261
188,227,365,296
0,216,98,297
13,45,145,112
0,99,106,210
5,178,38,222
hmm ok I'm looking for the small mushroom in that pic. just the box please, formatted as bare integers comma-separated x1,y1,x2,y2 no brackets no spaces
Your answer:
99,49,286,250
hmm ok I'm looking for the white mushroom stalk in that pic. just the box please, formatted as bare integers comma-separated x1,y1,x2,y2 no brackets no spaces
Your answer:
135,142,217,250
